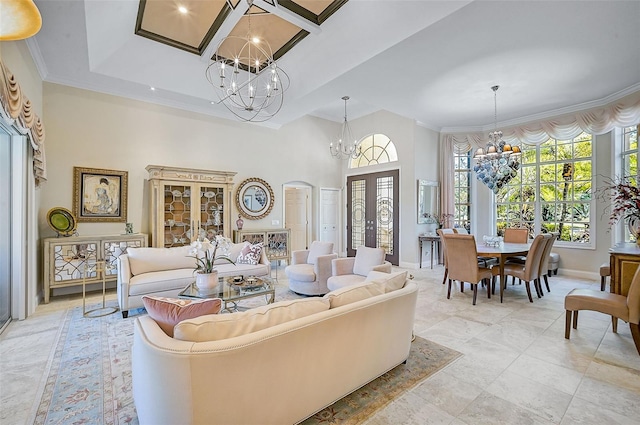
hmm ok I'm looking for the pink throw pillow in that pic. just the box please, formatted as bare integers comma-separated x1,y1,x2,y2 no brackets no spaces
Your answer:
236,242,263,265
142,296,222,337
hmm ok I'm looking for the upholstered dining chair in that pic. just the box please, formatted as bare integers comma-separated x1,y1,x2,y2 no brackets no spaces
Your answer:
565,266,640,355
443,233,493,305
436,228,455,285
452,227,498,268
503,228,529,243
285,241,337,295
493,234,546,303
538,233,557,293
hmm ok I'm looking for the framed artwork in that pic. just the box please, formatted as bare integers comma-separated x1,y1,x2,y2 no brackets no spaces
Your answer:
73,167,128,222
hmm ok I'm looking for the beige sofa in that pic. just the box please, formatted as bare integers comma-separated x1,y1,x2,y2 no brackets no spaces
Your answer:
117,243,270,318
132,273,417,425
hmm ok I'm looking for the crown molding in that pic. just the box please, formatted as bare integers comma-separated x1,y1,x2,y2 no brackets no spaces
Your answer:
25,37,48,81
441,83,640,134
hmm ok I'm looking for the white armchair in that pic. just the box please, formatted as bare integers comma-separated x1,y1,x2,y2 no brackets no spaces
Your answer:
285,241,337,295
327,246,392,291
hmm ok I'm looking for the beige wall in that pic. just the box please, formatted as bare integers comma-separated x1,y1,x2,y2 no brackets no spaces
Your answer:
41,83,343,242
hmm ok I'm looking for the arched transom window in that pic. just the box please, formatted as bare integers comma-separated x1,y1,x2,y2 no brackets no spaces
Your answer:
350,134,398,168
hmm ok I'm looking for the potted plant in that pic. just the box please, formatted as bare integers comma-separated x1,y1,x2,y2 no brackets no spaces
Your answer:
189,234,235,291
598,175,640,244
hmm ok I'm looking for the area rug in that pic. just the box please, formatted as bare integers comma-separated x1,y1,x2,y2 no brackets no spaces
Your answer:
31,289,461,425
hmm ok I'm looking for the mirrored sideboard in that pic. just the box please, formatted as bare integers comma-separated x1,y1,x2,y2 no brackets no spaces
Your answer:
42,233,147,303
233,228,291,264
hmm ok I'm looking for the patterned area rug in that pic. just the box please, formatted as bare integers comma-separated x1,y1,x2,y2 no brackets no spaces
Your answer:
31,287,461,425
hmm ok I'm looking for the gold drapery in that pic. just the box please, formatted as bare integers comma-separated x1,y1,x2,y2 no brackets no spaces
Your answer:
0,60,47,185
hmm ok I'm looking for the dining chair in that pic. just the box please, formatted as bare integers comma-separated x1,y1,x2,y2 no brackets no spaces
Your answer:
436,228,456,285
453,227,498,268
444,233,493,305
538,233,557,293
494,234,546,302
503,228,529,243
565,265,640,355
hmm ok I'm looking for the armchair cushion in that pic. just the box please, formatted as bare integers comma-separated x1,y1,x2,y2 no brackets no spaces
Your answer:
285,264,316,282
307,241,334,265
353,246,386,276
142,296,222,337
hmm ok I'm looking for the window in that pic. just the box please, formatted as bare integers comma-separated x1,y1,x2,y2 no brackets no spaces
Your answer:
454,151,471,231
619,125,639,242
350,134,398,168
495,132,593,245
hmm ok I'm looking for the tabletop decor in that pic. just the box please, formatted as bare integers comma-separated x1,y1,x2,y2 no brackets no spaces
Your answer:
189,234,235,291
423,213,454,228
598,175,640,244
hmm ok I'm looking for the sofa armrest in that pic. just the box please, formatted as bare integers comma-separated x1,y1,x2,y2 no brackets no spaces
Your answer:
291,250,310,265
314,253,338,283
371,261,392,273
331,257,355,276
117,254,133,311
258,248,271,275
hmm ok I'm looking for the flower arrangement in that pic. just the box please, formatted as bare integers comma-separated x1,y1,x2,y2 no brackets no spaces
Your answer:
189,234,234,274
597,175,640,227
423,213,454,228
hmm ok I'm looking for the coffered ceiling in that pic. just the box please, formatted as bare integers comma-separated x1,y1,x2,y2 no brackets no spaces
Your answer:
24,0,640,130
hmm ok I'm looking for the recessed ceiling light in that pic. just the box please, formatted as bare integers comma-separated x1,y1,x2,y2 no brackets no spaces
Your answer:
178,5,188,14
150,87,156,91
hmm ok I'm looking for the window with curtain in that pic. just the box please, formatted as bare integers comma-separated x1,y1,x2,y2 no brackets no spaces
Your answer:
495,132,594,245
620,125,639,242
349,134,398,168
454,151,471,231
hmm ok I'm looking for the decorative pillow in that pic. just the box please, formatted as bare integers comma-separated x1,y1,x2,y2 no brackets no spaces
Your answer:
214,241,249,265
365,270,408,292
142,296,222,337
236,243,263,265
352,246,386,276
307,241,334,265
324,281,385,309
174,297,330,342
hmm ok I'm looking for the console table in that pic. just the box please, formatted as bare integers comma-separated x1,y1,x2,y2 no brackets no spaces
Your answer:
419,234,440,269
609,242,640,296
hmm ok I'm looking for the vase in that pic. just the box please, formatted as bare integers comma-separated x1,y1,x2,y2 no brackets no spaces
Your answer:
628,217,640,246
195,271,219,292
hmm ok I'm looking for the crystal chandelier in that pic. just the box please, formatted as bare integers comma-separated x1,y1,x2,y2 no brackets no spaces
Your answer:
473,85,521,193
329,96,361,159
205,0,290,122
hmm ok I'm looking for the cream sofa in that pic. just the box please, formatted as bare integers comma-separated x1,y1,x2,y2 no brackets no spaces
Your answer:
117,243,270,318
132,273,417,425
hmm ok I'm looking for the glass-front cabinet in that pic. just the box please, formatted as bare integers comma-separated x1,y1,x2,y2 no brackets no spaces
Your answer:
147,165,237,247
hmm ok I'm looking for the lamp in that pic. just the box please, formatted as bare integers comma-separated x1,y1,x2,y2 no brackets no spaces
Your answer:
205,0,290,122
473,85,521,193
329,96,361,159
0,0,42,40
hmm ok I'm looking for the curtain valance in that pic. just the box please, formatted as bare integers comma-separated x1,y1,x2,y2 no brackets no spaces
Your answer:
0,60,47,186
444,90,640,152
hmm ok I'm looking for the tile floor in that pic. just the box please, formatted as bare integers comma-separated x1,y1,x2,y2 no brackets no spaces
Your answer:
1,265,639,425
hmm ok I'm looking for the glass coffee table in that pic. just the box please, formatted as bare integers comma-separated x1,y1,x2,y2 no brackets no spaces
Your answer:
178,275,275,313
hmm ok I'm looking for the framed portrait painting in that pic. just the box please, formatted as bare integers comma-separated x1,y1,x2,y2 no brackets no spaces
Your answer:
73,167,128,222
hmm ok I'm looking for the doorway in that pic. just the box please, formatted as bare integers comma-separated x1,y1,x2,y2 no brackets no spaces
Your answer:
284,185,311,252
346,169,399,265
319,188,341,254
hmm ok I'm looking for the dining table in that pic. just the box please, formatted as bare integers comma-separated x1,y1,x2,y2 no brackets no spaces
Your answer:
476,242,531,302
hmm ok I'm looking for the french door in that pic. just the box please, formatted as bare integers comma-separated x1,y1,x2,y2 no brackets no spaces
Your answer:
346,169,399,265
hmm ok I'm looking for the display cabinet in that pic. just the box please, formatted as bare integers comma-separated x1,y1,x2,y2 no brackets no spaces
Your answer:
146,165,237,247
42,233,147,303
233,228,291,264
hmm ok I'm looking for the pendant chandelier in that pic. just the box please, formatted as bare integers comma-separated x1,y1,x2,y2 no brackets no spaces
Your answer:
205,0,290,122
329,96,361,160
473,85,521,193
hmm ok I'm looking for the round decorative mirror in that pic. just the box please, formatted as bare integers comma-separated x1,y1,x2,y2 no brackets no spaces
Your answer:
236,177,274,220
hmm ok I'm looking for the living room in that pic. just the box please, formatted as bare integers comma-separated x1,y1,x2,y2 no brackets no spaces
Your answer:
1,0,640,424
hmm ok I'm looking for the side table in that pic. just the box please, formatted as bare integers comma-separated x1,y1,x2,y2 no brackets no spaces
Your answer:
83,260,119,317
419,234,441,269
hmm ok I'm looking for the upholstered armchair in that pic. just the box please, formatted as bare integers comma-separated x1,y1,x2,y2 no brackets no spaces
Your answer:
327,246,392,291
285,241,337,295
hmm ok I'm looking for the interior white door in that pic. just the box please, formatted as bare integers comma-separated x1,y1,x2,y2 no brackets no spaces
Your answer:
285,188,309,251
319,188,340,254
